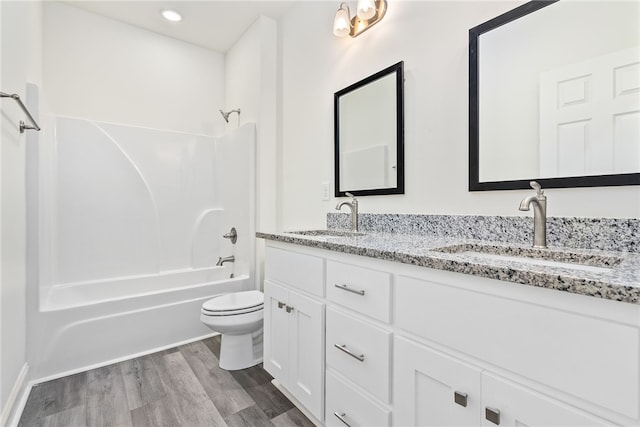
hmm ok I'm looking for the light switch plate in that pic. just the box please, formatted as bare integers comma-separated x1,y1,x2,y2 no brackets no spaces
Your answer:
321,182,331,201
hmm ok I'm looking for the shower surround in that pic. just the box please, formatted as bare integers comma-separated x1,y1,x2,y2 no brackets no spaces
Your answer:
27,117,256,380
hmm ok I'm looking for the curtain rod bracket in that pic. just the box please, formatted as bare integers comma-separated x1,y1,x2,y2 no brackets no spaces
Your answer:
0,91,41,133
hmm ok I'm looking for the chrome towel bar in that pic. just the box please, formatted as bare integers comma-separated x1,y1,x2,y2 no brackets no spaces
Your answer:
0,91,41,133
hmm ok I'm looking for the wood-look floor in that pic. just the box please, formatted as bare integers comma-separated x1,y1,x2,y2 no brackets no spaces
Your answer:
18,336,314,427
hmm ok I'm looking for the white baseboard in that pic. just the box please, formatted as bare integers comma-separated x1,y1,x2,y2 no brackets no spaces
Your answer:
1,363,31,427
271,379,323,427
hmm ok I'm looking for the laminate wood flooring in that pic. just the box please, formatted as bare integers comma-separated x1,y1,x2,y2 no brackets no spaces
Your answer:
18,337,314,427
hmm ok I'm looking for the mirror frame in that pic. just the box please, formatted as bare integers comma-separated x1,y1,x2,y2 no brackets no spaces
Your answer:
334,61,405,197
469,0,640,191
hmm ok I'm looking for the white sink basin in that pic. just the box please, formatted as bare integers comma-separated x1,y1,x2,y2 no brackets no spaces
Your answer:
459,251,615,273
434,244,622,274
286,229,364,237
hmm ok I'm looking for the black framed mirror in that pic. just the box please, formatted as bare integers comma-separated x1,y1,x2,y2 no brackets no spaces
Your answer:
469,0,640,191
335,61,404,197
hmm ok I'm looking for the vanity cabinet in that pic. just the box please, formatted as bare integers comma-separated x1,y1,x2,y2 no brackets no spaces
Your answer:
262,241,639,426
394,337,611,426
480,372,612,426
263,247,325,421
324,258,394,426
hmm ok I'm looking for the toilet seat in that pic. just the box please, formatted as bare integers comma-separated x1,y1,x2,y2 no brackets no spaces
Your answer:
202,290,264,316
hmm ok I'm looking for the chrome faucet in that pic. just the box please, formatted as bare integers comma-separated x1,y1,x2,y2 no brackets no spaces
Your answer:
216,255,235,266
519,181,547,249
336,192,359,232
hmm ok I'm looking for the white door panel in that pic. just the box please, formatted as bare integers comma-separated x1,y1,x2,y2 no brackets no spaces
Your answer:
540,47,639,176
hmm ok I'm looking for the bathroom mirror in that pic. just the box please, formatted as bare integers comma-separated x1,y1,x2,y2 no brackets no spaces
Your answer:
335,61,404,197
469,0,640,191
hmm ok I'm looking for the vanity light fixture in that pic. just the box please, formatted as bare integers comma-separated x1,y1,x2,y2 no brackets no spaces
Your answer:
333,0,387,38
161,9,182,22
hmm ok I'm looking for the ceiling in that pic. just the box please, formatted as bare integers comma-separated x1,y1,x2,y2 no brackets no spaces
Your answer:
62,1,297,52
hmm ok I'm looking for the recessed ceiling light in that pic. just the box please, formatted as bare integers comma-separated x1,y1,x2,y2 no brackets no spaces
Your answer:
161,9,182,22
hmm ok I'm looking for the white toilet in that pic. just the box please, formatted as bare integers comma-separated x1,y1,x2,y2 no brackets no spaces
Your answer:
200,290,264,370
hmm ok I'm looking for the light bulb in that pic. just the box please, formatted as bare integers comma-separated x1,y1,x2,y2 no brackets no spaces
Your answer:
356,0,376,20
161,9,182,22
333,6,351,37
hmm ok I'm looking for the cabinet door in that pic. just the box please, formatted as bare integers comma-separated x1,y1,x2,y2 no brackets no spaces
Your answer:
394,337,482,426
481,372,612,427
288,290,325,421
263,281,290,381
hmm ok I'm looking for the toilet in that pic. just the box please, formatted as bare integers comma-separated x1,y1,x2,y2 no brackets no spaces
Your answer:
200,290,264,370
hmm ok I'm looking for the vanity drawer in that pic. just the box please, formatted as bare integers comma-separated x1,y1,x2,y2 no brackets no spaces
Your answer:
326,260,392,323
325,372,391,427
326,307,392,403
264,246,324,297
395,274,640,421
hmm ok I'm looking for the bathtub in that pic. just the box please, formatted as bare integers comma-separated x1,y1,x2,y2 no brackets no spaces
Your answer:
30,267,253,381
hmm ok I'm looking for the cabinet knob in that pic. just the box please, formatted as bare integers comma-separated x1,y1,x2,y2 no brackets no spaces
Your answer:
333,412,351,427
454,391,468,407
277,301,285,309
285,305,294,313
485,407,501,425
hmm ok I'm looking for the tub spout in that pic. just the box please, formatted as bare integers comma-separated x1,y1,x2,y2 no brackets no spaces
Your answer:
216,255,235,266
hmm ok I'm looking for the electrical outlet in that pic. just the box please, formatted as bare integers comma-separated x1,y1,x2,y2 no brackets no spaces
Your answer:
321,182,331,201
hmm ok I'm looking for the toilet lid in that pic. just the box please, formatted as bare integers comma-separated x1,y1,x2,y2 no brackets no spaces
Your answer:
202,290,264,313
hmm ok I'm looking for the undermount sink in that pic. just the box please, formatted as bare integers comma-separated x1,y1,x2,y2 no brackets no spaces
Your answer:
285,229,365,237
433,243,622,273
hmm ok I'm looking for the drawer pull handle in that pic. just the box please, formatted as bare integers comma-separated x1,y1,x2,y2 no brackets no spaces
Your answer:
333,412,351,427
277,301,285,309
285,305,294,313
334,344,365,362
454,391,468,407
334,283,365,296
485,407,500,425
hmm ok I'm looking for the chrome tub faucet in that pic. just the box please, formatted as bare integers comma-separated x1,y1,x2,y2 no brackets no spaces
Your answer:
336,192,359,232
519,181,547,248
216,255,235,266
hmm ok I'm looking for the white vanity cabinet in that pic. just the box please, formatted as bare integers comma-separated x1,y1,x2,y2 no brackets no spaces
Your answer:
394,337,613,427
263,247,325,421
394,272,638,426
262,241,640,426
324,257,394,427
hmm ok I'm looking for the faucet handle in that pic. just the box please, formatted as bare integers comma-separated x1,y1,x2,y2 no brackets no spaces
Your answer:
345,192,357,200
529,181,544,196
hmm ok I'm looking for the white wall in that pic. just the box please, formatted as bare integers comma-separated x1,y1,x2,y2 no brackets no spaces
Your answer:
224,16,278,288
0,0,41,423
225,16,278,232
42,1,225,135
278,1,640,230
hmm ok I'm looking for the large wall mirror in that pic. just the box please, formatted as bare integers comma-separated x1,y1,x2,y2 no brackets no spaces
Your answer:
335,61,404,197
469,0,640,191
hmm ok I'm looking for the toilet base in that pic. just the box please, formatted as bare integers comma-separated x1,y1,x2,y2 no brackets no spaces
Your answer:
219,327,264,371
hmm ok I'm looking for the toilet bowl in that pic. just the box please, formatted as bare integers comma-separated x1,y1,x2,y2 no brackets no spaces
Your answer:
200,290,264,370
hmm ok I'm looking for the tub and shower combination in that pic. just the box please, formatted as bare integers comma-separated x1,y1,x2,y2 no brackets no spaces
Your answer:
27,112,256,380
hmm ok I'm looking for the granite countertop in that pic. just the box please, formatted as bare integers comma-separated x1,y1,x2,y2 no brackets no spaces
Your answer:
257,229,640,305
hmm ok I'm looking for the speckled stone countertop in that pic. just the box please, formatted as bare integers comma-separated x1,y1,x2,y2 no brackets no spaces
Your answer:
256,228,640,305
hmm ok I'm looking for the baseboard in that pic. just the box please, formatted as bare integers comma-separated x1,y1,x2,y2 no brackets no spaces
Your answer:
32,331,219,384
1,363,31,427
271,379,323,427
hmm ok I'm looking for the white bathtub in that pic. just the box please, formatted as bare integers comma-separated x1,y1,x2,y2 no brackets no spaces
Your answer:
41,266,239,311
30,267,253,380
